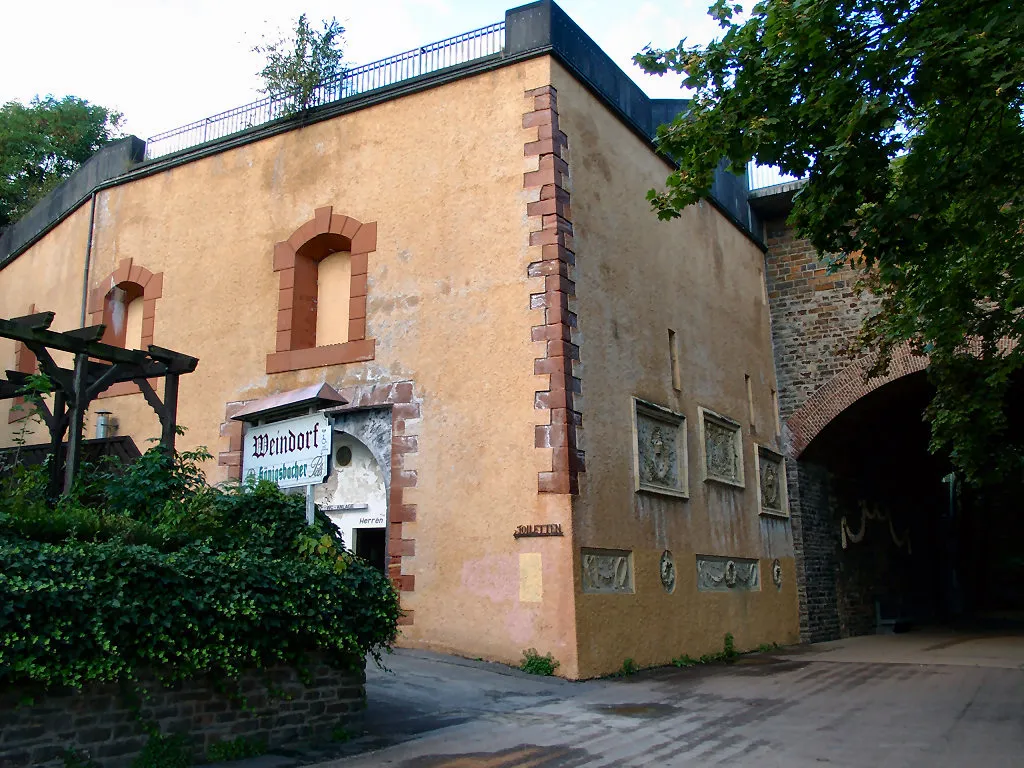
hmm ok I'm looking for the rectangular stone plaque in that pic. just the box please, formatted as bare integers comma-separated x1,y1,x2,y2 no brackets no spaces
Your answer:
696,555,760,592
632,399,688,498
756,445,788,517
699,407,744,487
581,548,634,594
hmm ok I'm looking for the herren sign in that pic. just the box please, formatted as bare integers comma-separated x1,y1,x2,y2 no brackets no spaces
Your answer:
243,413,331,489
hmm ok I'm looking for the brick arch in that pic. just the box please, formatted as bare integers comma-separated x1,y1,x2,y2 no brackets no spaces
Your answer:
267,206,377,374
785,345,929,456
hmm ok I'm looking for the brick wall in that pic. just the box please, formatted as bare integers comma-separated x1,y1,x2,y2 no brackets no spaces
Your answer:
763,218,880,420
787,460,841,642
0,660,364,768
766,217,883,642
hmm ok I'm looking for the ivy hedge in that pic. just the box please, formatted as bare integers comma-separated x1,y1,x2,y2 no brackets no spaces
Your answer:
0,448,401,690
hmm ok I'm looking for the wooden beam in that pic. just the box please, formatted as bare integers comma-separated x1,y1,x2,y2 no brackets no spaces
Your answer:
64,325,106,342
0,317,170,368
10,312,55,331
146,345,199,374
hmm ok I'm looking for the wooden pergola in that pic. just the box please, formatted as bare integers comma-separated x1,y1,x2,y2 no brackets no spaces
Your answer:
0,312,198,497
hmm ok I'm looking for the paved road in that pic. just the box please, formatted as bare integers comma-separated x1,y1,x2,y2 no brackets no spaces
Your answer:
230,632,1024,768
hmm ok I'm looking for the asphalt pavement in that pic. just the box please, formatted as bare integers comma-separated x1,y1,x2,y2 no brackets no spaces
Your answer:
215,630,1024,768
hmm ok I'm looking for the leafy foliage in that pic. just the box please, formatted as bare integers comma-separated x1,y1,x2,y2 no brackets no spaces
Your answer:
205,736,266,761
253,14,346,114
131,733,191,768
636,0,1024,483
519,648,559,676
0,448,400,691
617,657,640,677
0,95,123,227
671,632,742,667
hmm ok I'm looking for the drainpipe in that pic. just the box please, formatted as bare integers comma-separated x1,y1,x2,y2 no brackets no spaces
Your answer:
79,192,98,326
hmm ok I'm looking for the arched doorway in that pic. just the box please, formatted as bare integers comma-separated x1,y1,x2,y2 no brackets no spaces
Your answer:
791,367,1024,638
315,431,388,572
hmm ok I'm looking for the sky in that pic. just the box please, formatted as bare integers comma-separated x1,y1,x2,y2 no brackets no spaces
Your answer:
0,0,726,141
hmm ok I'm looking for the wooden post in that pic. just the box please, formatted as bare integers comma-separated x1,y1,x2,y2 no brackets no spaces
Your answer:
47,389,66,499
161,374,179,453
62,353,88,495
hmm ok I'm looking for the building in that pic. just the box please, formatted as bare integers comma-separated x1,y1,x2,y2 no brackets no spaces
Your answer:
0,1,800,679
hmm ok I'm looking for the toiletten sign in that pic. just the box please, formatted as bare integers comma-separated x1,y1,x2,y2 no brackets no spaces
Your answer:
242,413,331,489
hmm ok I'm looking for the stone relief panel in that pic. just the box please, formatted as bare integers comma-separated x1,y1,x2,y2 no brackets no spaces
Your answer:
633,400,688,498
699,408,744,487
581,548,634,594
696,555,761,592
756,445,788,517
771,559,783,589
660,550,676,593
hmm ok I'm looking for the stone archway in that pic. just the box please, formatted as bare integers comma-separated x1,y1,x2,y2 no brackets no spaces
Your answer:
316,428,388,572
785,344,929,457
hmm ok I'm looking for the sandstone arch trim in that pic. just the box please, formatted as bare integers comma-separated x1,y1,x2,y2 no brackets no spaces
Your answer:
266,206,377,375
87,258,164,399
785,346,928,456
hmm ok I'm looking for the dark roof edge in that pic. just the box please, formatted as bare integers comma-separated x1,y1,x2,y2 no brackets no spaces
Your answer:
0,137,145,270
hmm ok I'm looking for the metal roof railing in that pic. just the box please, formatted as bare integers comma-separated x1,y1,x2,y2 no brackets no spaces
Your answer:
145,21,506,160
747,162,803,191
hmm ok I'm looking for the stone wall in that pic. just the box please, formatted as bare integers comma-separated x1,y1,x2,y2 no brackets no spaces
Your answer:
765,217,882,642
0,660,364,768
763,217,880,420
787,460,841,642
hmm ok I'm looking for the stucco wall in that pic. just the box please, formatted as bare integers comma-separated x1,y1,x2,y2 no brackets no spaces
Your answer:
551,61,799,677
0,203,92,440
0,58,579,676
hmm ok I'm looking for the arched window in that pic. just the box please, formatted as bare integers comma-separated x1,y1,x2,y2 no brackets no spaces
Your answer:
101,282,144,349
316,250,352,348
88,258,163,352
86,258,164,398
268,206,377,374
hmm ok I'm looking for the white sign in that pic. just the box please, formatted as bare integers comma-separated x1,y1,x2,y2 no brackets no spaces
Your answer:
242,413,331,489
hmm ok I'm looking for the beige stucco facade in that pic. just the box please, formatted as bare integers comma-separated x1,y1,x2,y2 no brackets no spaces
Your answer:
1,52,797,678
551,61,798,677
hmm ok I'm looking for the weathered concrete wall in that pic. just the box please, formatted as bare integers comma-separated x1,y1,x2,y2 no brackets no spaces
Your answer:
0,660,364,768
0,58,579,676
553,60,799,678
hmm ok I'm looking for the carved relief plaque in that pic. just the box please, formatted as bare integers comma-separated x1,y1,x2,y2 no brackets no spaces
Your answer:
696,555,760,592
660,550,676,593
581,548,634,594
756,445,788,517
633,399,687,498
699,408,743,487
771,559,783,589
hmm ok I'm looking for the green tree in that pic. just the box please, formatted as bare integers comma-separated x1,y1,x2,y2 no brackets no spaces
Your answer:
0,95,123,228
636,0,1024,483
253,13,346,114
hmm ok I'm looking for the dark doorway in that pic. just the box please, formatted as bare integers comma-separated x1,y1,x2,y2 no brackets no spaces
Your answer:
354,527,387,573
802,370,1024,634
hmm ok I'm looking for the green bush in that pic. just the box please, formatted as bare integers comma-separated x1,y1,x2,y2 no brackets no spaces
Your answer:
205,735,266,761
0,448,401,690
520,648,559,676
